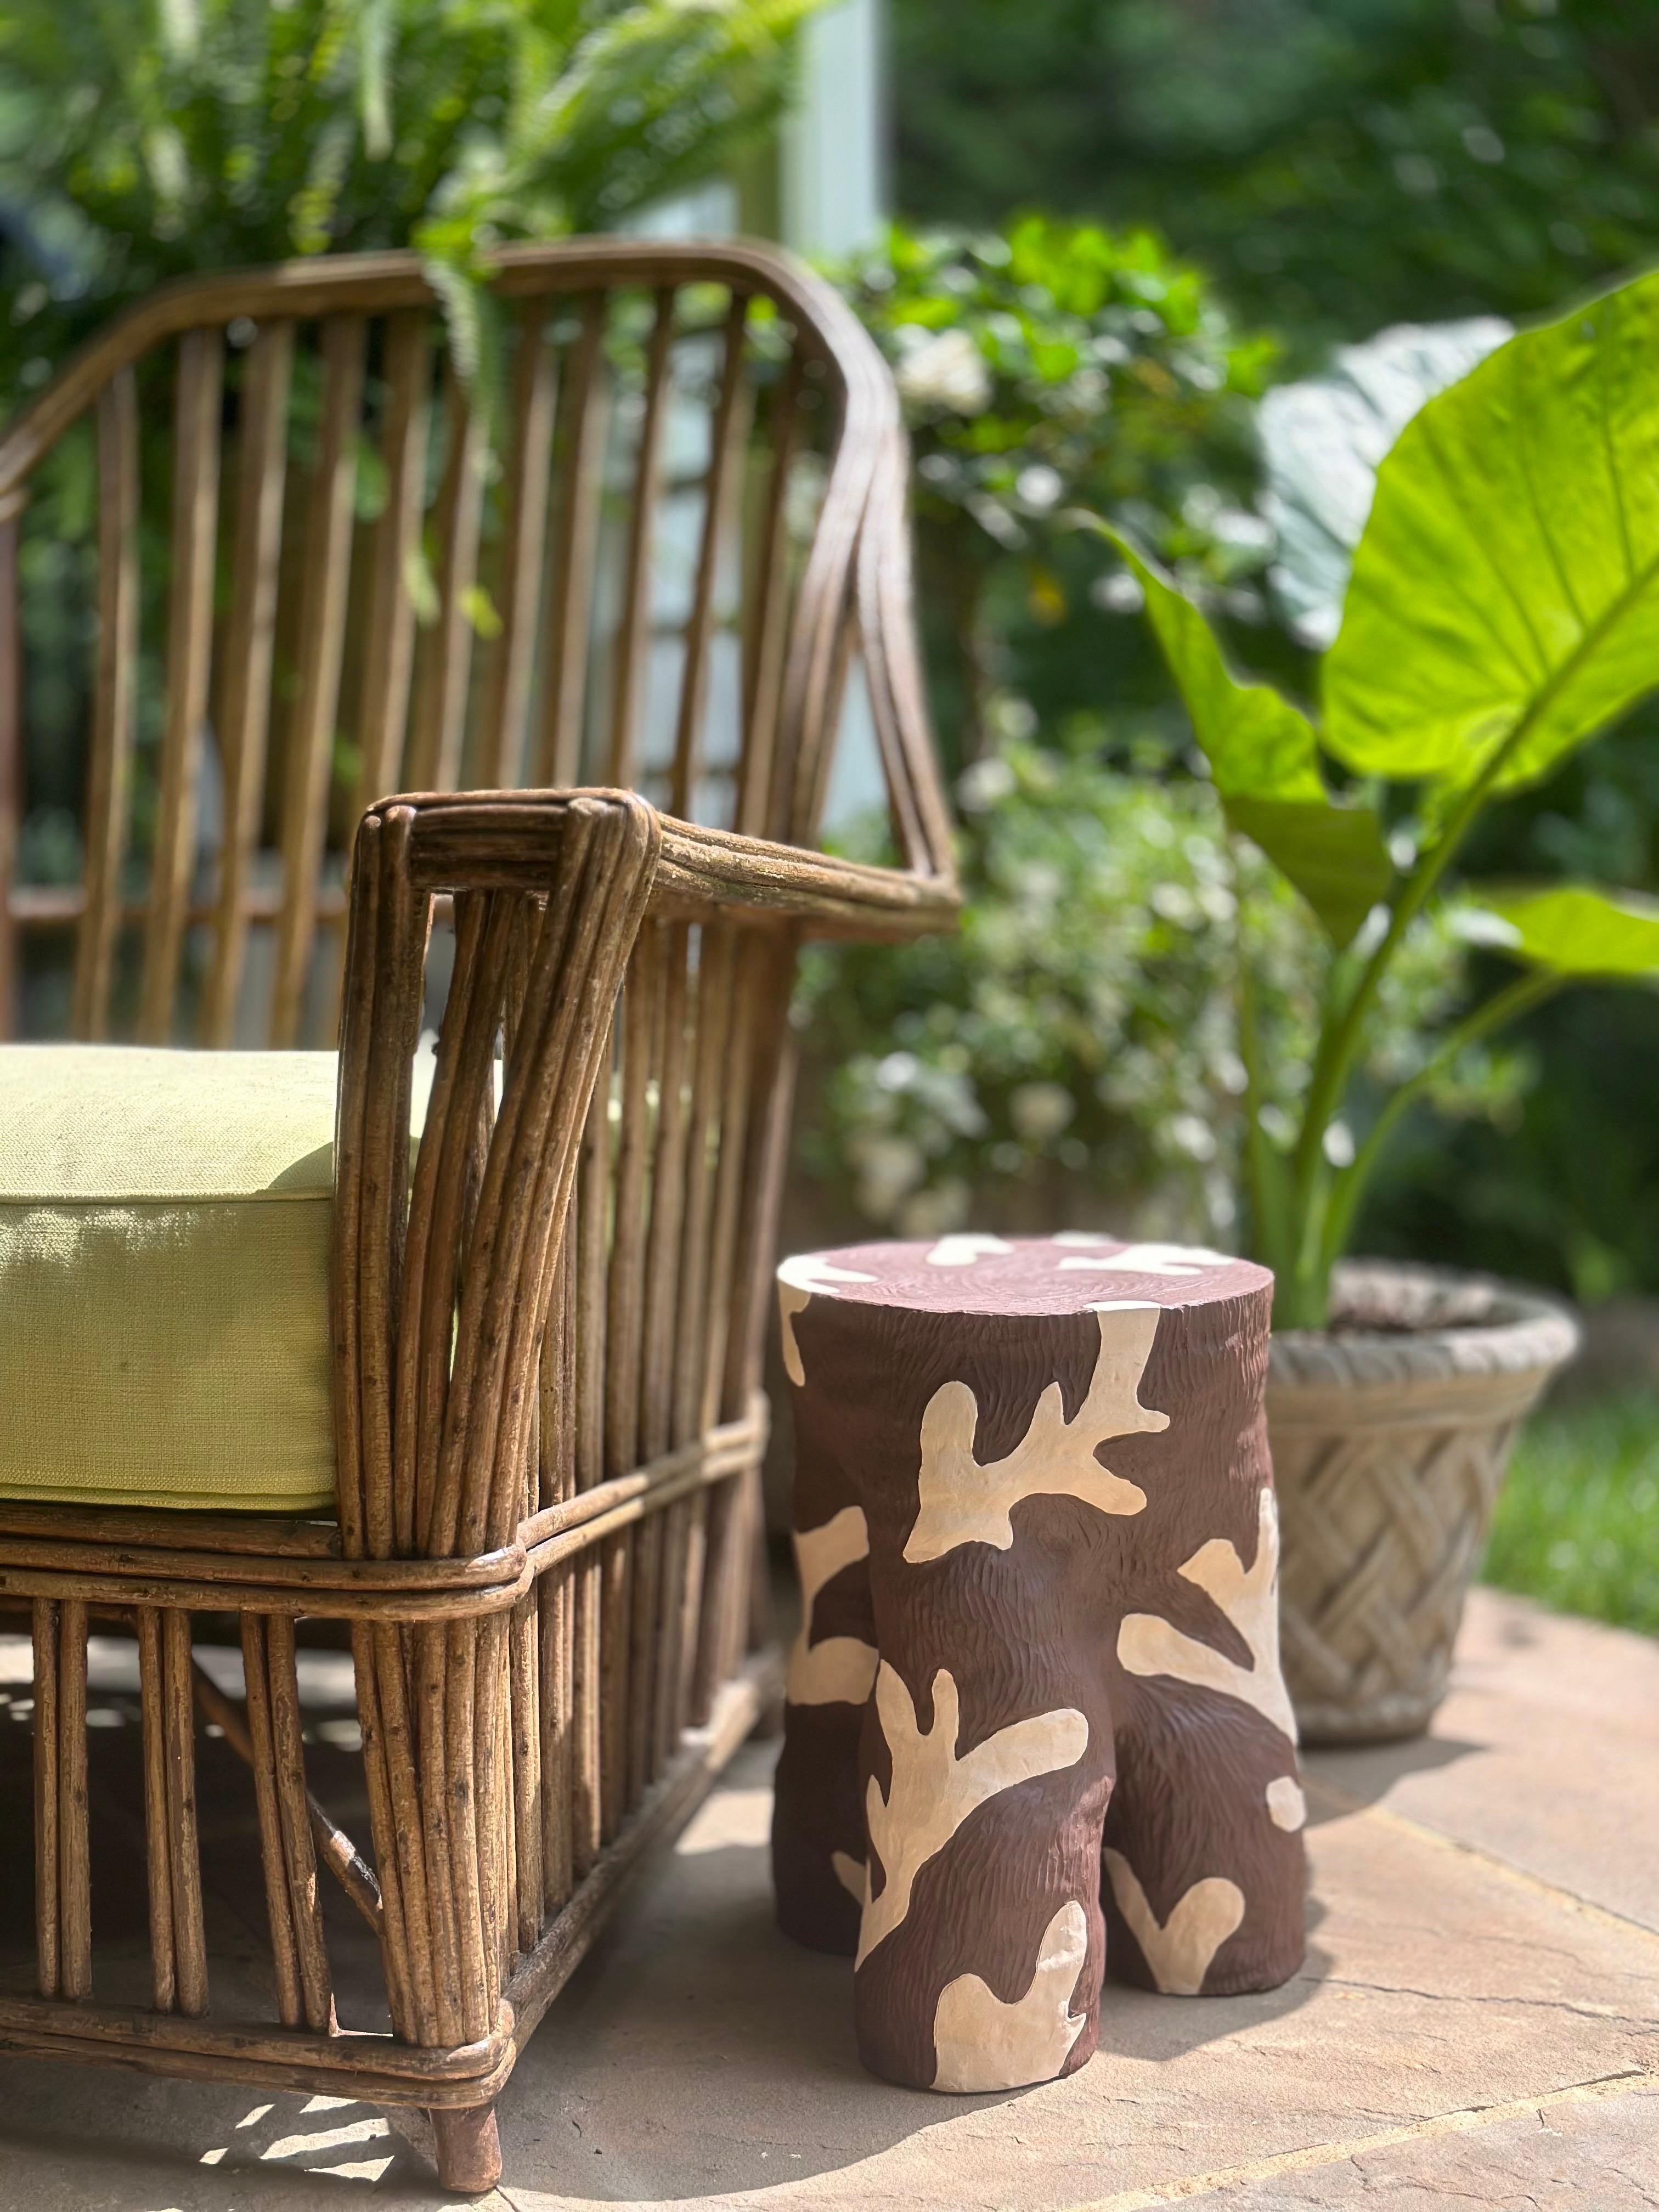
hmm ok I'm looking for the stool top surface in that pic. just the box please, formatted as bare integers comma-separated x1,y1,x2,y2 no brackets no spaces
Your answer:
778,1234,1272,1317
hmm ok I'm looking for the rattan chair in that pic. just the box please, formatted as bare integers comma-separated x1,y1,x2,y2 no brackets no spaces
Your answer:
0,241,955,2190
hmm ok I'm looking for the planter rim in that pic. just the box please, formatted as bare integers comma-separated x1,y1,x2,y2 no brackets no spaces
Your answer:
1268,1257,1579,1392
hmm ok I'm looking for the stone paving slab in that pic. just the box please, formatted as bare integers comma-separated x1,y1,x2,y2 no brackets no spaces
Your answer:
0,1590,1654,2210
1310,1587,1659,1936
1145,2078,1659,2210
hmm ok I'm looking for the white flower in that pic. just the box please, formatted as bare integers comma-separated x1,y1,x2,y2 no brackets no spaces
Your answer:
1169,1113,1218,1163
957,755,1017,812
1009,1082,1076,1144
896,328,992,415
1091,568,1145,614
851,1135,927,1221
1015,463,1065,513
1322,1120,1356,1169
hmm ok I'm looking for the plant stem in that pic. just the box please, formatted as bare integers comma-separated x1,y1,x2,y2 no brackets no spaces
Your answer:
1285,692,1563,1297
1232,843,1286,1274
927,521,996,764
1318,968,1562,1272
1290,791,1470,1205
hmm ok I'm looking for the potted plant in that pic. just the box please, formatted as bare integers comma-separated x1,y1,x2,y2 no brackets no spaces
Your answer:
1090,268,1659,1741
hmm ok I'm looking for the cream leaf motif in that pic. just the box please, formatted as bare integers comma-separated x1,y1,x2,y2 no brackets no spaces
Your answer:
1266,1775,1306,1832
1103,1850,1244,1996
1055,1239,1227,1278
857,1664,1088,1967
831,1849,867,1905
787,1505,878,1708
776,1255,874,1386
904,1301,1167,1563
925,1233,1014,1267
930,1899,1090,2091
1115,1486,1297,1744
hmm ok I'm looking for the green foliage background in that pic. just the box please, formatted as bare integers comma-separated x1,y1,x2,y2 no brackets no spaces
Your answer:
865,0,1659,1305
1484,1389,1659,1633
0,0,815,402
798,737,1520,1257
836,215,1276,776
890,0,1659,359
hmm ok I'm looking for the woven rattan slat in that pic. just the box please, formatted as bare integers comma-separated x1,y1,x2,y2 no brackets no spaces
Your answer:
271,315,367,1046
74,369,140,1040
353,311,432,819
202,322,295,1044
139,333,223,1041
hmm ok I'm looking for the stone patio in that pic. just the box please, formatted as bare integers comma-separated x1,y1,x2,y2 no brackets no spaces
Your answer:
0,1586,1655,2210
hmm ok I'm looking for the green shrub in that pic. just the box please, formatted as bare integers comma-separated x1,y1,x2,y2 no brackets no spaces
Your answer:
834,215,1277,768
797,735,1521,1244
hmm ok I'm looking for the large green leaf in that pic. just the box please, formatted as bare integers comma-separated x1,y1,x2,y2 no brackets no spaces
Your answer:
1105,528,1325,801
1257,315,1511,650
1459,885,1659,978
1099,526,1391,946
1324,270,1659,795
1223,797,1396,951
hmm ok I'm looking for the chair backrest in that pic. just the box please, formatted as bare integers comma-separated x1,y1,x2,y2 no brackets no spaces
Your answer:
0,239,952,1047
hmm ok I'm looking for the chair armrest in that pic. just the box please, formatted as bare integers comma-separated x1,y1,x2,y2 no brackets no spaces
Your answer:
334,791,661,1565
652,816,957,938
334,783,956,1573
386,788,958,941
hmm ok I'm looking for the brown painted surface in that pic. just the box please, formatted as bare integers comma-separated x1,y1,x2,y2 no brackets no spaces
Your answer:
771,1400,876,1953
771,1235,1306,2092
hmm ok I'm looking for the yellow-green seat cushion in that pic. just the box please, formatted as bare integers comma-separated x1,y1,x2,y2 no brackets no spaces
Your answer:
0,1047,343,1514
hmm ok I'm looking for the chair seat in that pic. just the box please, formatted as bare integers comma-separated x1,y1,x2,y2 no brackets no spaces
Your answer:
0,1047,345,1514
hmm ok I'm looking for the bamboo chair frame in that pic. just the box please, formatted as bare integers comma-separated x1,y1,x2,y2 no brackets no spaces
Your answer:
0,241,955,2192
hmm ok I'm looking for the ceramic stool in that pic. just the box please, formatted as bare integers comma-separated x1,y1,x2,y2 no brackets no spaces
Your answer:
770,1234,1306,2093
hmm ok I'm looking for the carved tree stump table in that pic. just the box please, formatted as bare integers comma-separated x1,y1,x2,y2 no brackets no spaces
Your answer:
771,1234,1306,2094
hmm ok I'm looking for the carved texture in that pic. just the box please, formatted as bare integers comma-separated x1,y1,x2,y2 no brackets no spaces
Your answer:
905,1302,1167,1562
931,1898,1088,2090
773,1235,1307,2092
787,1507,878,1707
859,1664,1087,1965
1103,1850,1245,1996
1117,1488,1298,1743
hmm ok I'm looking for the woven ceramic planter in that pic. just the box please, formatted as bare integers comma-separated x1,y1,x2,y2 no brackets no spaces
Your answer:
1269,1262,1579,1745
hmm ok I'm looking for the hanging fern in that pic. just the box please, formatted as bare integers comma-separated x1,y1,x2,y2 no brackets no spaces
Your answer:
0,0,819,404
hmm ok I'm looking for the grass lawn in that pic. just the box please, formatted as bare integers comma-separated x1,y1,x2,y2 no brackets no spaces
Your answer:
1482,1389,1659,1636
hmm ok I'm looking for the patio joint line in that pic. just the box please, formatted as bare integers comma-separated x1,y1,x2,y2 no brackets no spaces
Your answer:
1302,1774,1659,1953
1056,2068,1656,2211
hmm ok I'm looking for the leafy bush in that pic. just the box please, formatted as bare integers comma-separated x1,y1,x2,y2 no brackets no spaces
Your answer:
796,735,1520,1246
834,215,1276,767
874,4,1659,1311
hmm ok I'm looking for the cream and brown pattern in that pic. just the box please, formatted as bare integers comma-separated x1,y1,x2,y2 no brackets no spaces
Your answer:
771,1236,1306,2092
930,1898,1090,2091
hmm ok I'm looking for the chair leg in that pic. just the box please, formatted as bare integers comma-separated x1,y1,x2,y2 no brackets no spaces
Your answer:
431,2101,502,2194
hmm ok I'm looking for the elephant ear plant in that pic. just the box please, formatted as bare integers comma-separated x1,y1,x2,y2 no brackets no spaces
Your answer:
1093,267,1659,1329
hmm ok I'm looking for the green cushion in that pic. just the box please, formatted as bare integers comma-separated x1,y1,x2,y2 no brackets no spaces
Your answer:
0,1047,344,1514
